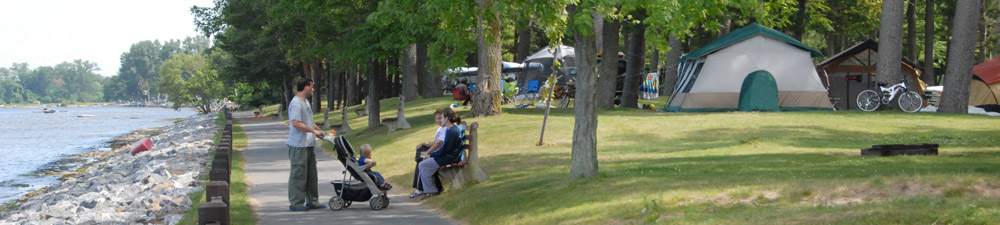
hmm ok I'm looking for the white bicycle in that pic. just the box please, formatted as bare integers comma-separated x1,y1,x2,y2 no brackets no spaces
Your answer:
856,78,923,113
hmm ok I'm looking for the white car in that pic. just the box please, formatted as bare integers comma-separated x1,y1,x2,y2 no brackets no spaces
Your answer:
925,85,943,106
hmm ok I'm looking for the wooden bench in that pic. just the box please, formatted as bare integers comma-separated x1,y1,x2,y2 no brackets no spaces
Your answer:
328,106,352,134
438,122,489,190
354,108,368,117
380,96,411,134
319,108,330,129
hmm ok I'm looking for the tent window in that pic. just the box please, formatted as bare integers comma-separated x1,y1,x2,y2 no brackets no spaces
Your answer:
682,62,705,93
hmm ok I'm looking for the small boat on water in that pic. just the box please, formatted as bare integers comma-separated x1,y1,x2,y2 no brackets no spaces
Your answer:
42,108,56,113
77,115,94,118
129,138,153,155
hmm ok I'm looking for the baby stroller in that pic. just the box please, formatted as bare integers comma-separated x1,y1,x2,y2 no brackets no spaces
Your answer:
322,135,390,211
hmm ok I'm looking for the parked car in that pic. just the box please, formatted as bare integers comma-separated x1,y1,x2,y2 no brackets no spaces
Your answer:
925,85,943,106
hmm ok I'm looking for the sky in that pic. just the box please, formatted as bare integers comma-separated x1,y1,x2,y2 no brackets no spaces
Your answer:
0,0,214,77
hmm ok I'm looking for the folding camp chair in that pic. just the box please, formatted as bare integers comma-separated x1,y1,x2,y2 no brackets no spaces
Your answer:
516,80,540,106
502,81,518,104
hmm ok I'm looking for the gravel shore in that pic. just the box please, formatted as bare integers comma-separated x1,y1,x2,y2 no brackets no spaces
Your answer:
0,114,218,225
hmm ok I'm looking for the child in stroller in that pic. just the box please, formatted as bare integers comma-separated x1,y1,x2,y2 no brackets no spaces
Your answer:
358,144,393,190
323,135,390,211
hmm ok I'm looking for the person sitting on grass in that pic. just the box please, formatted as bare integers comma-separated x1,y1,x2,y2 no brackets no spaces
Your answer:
359,144,393,190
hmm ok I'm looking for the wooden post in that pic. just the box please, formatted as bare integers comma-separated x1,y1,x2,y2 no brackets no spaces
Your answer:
198,196,229,225
210,168,229,184
206,181,230,209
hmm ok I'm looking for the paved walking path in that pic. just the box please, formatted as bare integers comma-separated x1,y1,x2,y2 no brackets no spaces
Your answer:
235,111,455,225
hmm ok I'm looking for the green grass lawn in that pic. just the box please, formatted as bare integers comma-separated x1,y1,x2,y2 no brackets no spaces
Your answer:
177,112,255,225
295,96,1000,224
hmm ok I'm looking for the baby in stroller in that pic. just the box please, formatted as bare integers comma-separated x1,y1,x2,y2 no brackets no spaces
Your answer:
323,135,390,211
358,144,393,190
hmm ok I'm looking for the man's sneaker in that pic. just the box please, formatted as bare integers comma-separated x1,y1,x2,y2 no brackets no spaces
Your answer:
289,205,310,211
308,204,328,209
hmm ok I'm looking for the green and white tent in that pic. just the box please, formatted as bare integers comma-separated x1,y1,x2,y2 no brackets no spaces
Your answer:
665,23,834,112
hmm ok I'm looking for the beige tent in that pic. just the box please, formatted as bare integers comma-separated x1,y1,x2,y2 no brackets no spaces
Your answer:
665,24,833,112
970,56,1000,106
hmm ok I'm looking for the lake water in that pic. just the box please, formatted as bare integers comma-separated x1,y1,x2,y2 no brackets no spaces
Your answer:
0,106,198,204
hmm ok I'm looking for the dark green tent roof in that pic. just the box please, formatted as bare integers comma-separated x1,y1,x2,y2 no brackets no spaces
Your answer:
681,23,823,60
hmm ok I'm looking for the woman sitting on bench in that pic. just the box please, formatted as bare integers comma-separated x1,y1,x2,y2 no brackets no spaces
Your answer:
415,107,464,200
410,109,445,198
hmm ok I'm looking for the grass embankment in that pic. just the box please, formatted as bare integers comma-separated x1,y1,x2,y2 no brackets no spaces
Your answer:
288,96,1000,224
177,112,254,224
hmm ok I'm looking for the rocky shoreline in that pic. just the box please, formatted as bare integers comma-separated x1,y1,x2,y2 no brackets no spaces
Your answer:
0,114,218,225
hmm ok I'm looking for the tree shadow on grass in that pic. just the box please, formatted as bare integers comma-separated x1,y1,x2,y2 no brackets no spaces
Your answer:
601,124,998,154
433,150,1000,223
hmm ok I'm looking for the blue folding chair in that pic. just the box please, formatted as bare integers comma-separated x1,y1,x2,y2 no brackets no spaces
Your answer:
516,80,541,106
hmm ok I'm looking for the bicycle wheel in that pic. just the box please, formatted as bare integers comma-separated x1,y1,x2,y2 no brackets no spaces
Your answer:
856,90,881,112
898,91,924,113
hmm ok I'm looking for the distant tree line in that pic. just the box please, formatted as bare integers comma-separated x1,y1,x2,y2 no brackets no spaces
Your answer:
0,60,104,105
104,37,212,102
0,37,215,106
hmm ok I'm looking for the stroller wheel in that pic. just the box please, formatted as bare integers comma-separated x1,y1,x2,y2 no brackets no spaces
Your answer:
370,195,389,210
343,201,352,208
329,196,344,211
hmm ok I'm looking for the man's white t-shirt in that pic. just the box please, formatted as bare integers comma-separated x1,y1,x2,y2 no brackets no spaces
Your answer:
286,96,316,147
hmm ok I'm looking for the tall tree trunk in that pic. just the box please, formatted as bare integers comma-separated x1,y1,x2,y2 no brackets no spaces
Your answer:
344,66,354,108
792,0,808,40
596,16,621,108
326,61,334,110
389,57,399,98
939,0,982,113
621,10,647,108
568,5,599,180
717,19,732,39
923,0,937,85
311,61,322,113
662,35,682,96
649,49,659,74
417,42,439,98
367,58,383,131
472,0,503,117
516,20,533,62
979,11,988,63
402,43,420,100
281,75,290,117
825,33,837,57
907,0,918,60
356,71,366,106
876,0,906,85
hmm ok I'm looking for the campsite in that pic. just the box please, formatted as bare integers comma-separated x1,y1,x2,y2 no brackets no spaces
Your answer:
7,1,1000,224
246,96,1000,224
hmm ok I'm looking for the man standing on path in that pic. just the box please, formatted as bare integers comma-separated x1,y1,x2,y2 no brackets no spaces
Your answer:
286,77,327,211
